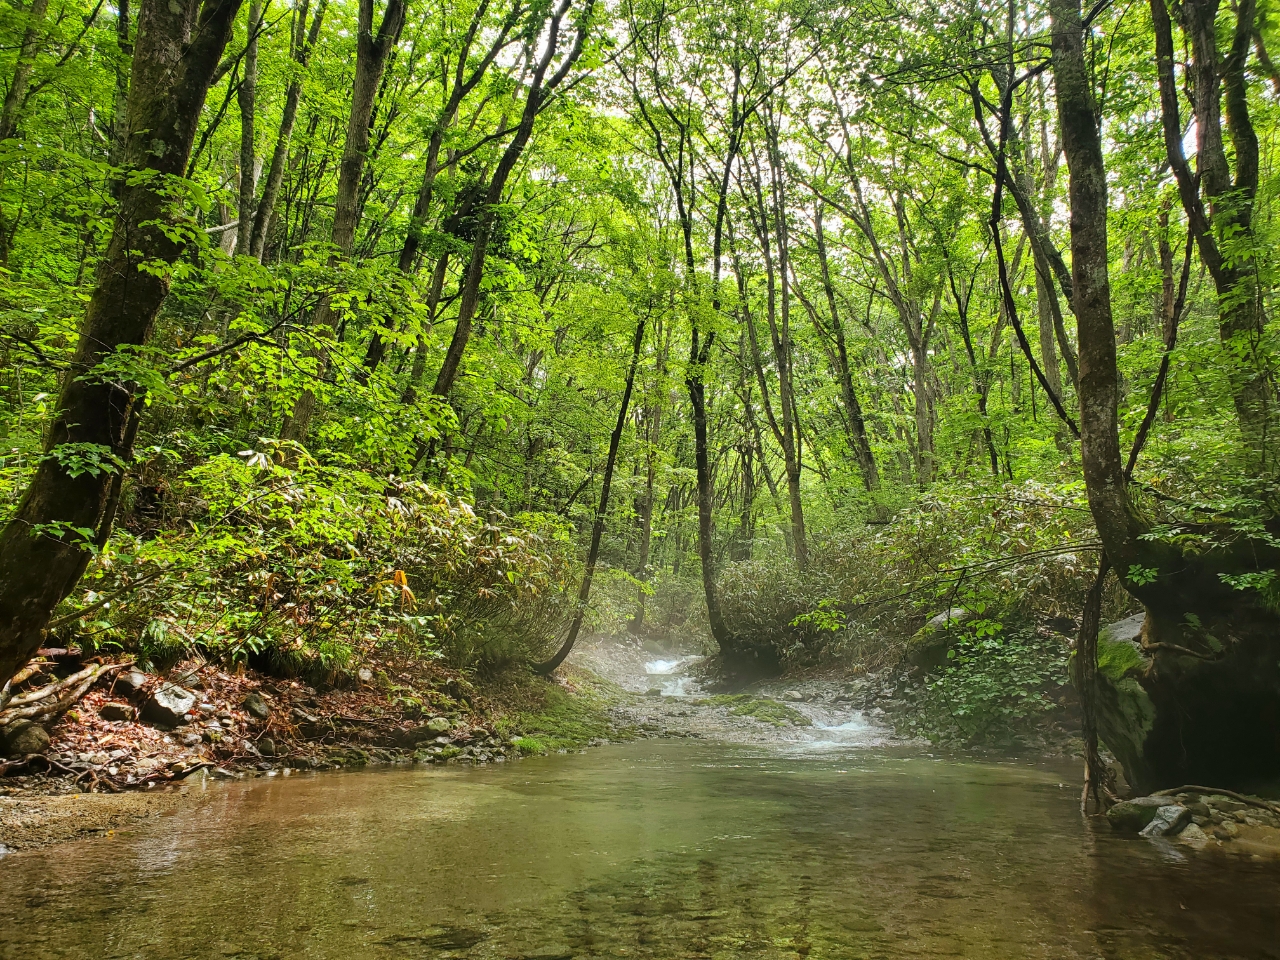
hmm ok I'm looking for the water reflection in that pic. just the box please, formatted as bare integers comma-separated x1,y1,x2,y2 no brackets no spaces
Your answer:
1,742,1277,959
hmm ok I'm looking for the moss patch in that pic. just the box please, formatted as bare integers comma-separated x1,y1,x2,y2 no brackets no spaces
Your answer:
1098,638,1146,681
707,694,812,727
489,667,626,753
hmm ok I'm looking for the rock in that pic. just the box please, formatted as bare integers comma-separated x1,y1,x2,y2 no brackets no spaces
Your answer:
1139,805,1191,838
399,716,453,746
1,720,49,756
142,684,196,727
242,692,270,720
1177,822,1210,846
357,667,373,683
197,703,217,715
903,607,971,672
1213,821,1240,840
645,687,662,697
99,701,133,722
258,738,276,757
181,733,202,747
782,690,804,702
1106,796,1168,832
116,670,149,696
1186,801,1210,818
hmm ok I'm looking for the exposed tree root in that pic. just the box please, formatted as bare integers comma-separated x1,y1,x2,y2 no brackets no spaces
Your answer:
1153,785,1280,815
0,661,129,729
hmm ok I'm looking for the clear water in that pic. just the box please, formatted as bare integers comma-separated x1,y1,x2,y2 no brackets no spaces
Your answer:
1,741,1278,959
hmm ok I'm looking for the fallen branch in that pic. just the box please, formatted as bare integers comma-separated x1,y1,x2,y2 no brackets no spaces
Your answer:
0,662,129,728
1152,784,1280,815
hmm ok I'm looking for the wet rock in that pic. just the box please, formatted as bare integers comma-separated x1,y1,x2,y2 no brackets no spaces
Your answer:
645,687,662,697
258,738,277,757
242,692,270,720
1214,821,1240,840
1106,796,1168,832
2,720,50,756
1139,805,1191,838
142,684,196,726
99,701,133,722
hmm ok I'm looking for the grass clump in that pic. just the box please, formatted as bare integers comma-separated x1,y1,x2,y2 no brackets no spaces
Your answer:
708,694,812,727
491,668,625,752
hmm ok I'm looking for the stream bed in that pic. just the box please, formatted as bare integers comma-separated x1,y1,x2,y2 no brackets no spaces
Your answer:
1,739,1278,959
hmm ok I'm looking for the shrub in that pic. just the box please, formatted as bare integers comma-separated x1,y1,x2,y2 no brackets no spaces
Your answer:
60,444,573,680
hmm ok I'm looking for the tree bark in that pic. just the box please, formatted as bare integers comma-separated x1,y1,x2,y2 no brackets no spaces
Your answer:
234,0,261,256
0,0,243,685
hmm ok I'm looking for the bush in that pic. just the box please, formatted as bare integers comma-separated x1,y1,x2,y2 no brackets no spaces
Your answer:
896,625,1074,749
61,444,573,680
718,480,1137,670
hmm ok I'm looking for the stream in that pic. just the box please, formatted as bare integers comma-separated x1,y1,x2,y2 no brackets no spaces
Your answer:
1,647,1278,959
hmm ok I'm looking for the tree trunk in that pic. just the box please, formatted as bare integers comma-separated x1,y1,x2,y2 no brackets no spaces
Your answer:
814,203,878,490
250,0,327,261
234,0,261,256
1151,0,1273,465
0,0,243,685
0,0,51,143
1053,0,1280,794
534,314,646,674
432,0,592,399
281,0,405,441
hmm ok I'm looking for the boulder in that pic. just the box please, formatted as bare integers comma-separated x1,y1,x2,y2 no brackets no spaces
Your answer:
1177,822,1210,846
903,607,971,672
399,716,453,746
99,701,133,722
1086,610,1280,794
1106,796,1168,832
242,692,270,720
1,720,50,756
1139,805,1191,838
142,684,196,727
115,670,149,697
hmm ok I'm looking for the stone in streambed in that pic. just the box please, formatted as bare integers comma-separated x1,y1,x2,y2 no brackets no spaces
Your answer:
1,720,49,756
1139,805,1191,838
142,684,196,727
1177,822,1210,847
242,692,270,720
1106,796,1168,832
99,701,133,721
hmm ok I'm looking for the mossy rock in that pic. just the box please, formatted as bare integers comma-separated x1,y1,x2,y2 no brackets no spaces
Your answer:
708,694,811,727
903,607,971,672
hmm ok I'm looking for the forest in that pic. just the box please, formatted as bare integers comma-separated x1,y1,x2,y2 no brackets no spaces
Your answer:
1,0,1280,815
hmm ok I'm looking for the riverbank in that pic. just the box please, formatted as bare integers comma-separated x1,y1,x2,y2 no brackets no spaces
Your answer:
0,653,630,852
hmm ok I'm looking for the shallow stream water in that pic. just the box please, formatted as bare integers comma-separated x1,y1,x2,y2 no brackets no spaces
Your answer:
1,738,1278,959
